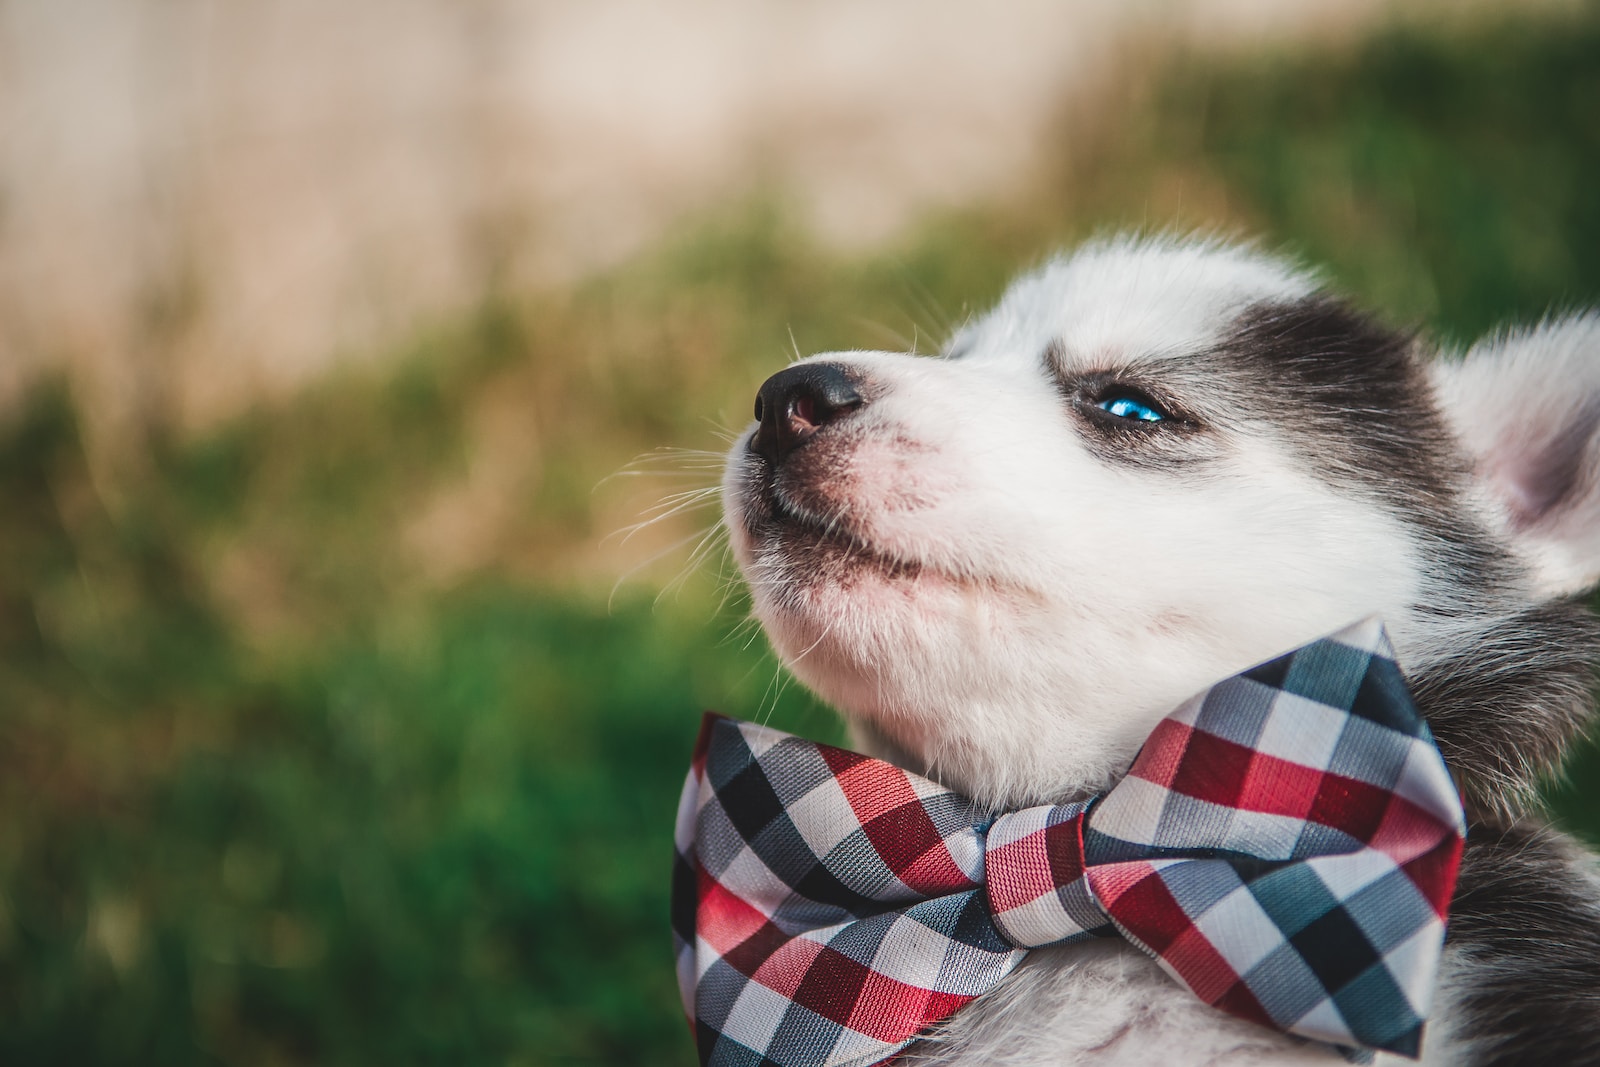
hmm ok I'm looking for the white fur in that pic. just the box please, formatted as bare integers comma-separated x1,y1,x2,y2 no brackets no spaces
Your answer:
719,235,1600,1065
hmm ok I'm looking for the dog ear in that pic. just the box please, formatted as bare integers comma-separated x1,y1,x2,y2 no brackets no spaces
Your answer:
1432,315,1600,597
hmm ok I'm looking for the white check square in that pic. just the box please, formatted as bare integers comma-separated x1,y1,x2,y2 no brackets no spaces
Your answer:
1290,996,1358,1047
718,976,793,1051
787,775,860,858
1305,850,1396,899
1380,918,1446,1018
737,721,789,758
1254,691,1348,769
867,913,966,988
1392,739,1465,828
1221,807,1307,861
987,807,1053,850
716,844,793,913
1329,616,1388,657
993,888,1096,948
1193,883,1286,976
1088,774,1168,846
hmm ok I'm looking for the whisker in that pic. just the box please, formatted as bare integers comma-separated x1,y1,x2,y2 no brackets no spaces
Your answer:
899,273,958,348
604,487,723,546
701,418,743,444
856,317,916,353
657,523,731,605
596,446,728,492
636,485,724,515
608,524,720,611
719,612,764,650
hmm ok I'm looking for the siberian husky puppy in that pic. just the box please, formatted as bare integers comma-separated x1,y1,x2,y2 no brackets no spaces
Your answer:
719,236,1600,1065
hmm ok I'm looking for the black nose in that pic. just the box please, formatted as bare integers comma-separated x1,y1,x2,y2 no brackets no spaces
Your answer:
750,362,864,466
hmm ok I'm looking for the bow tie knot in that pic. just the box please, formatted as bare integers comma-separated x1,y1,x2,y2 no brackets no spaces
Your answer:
673,619,1465,1067
983,803,1105,948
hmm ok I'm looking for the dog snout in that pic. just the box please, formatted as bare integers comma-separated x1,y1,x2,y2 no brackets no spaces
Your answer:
750,362,864,465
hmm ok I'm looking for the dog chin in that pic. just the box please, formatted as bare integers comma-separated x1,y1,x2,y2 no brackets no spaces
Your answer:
735,537,1075,789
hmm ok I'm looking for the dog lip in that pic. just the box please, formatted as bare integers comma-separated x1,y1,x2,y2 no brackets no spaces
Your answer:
747,481,947,589
753,479,886,552
743,471,1042,602
763,488,854,546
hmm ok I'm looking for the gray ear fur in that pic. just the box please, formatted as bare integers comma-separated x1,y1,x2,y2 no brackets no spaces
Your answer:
1432,314,1600,597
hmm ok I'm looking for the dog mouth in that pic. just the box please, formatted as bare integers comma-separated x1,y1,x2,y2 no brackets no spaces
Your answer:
748,479,926,582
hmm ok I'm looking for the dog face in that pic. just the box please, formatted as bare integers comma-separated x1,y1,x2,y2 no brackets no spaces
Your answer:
722,235,1600,811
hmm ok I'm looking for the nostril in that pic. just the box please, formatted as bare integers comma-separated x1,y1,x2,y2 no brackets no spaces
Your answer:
790,394,817,428
754,395,764,422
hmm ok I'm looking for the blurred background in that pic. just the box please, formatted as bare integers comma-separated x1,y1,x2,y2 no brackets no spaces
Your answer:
2,0,1599,1062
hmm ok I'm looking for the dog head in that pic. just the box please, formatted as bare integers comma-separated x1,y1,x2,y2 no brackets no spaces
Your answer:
721,235,1600,815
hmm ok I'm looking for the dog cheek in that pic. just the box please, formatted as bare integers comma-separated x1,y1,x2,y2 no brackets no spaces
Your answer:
853,437,949,515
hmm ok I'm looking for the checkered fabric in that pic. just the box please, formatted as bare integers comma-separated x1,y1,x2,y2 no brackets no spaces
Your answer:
672,618,1465,1066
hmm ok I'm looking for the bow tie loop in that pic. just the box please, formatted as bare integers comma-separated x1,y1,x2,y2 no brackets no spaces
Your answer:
673,618,1466,1067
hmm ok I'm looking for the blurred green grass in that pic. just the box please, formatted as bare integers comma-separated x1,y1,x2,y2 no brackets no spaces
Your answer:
4,10,1600,1064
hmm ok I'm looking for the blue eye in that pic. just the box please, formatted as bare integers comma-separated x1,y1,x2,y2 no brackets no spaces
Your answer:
1098,395,1165,422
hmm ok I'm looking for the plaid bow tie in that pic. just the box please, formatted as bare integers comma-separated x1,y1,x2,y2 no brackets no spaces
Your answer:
671,619,1466,1067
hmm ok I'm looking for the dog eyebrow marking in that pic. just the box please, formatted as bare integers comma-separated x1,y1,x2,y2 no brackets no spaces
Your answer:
1042,337,1066,372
